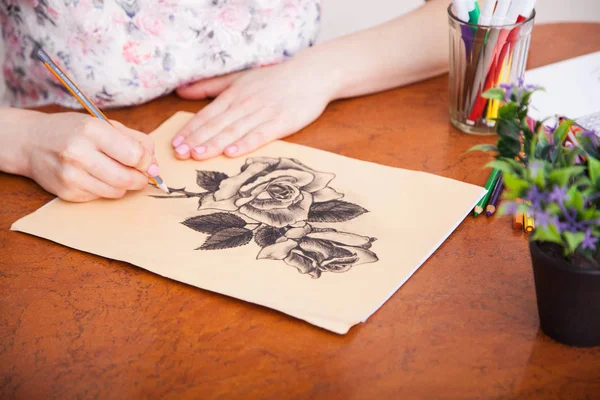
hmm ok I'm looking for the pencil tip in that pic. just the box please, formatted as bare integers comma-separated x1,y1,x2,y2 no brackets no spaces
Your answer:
157,182,170,194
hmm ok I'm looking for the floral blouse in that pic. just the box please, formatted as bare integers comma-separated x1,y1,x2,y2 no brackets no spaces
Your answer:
0,0,321,109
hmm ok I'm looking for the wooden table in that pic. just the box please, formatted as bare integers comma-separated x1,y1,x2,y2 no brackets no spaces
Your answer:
2,23,600,399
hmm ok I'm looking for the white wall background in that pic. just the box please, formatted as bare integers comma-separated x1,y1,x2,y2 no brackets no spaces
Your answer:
318,0,600,42
534,0,600,23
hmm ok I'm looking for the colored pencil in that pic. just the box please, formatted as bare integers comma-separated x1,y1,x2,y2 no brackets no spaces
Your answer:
513,199,524,230
34,46,170,194
524,211,535,233
474,167,501,216
485,174,504,216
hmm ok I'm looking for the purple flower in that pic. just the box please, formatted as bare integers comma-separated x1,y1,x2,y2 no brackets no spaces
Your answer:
499,79,540,102
528,161,544,178
549,185,568,205
544,122,557,140
558,221,572,232
582,129,598,138
499,83,513,102
581,229,599,251
533,210,555,229
582,129,600,147
525,185,543,207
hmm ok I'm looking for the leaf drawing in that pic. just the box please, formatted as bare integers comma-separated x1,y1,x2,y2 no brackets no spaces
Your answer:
254,226,284,248
153,157,378,279
198,227,253,250
196,170,229,192
307,200,368,223
182,213,247,234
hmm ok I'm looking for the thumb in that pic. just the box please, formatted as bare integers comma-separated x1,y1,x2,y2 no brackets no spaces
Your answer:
110,120,155,155
176,72,242,100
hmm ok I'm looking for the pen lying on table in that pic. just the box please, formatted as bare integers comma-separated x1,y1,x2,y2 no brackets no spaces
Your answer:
33,45,170,194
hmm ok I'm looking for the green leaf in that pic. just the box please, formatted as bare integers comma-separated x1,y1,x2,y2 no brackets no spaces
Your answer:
530,163,547,187
549,146,561,164
565,185,585,212
531,223,563,246
577,134,600,159
482,88,505,101
572,191,585,212
565,147,585,166
563,231,586,254
546,203,561,214
497,137,522,159
582,208,598,221
573,175,592,189
548,166,585,186
466,144,498,154
498,102,518,120
536,145,552,162
553,120,574,147
588,157,600,185
485,160,521,175
503,173,530,194
536,128,549,146
497,120,521,140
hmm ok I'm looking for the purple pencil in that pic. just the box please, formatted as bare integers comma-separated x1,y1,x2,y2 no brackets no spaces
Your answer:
485,174,504,217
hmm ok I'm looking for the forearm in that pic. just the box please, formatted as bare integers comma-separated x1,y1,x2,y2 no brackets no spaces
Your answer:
306,0,449,100
0,107,40,176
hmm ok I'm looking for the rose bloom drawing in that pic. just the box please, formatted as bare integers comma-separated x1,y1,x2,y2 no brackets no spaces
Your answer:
152,157,378,279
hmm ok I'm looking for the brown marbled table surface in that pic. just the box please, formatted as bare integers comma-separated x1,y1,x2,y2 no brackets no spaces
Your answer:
2,23,600,400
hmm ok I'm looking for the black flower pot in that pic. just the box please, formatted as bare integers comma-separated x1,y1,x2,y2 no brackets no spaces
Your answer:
529,241,600,347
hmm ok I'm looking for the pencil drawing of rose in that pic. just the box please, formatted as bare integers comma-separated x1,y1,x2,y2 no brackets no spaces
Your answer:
199,157,345,228
151,157,378,279
257,225,377,279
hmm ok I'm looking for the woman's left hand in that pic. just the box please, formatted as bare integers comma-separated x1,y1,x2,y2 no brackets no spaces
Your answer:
171,53,339,160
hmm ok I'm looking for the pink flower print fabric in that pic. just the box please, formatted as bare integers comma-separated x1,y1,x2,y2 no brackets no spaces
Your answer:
0,0,321,109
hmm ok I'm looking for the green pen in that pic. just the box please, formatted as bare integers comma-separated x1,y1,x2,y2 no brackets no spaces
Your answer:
468,0,481,34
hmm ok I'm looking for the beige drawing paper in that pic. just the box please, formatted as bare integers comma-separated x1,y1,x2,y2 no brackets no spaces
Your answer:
11,112,485,334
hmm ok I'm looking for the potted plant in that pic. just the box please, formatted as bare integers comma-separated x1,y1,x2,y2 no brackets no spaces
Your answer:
470,81,600,347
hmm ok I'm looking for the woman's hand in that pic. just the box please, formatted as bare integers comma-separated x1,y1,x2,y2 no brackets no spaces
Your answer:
171,52,340,160
16,112,158,202
171,0,449,163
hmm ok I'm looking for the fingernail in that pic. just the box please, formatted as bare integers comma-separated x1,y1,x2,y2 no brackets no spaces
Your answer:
172,135,185,147
175,144,190,156
193,145,206,155
226,145,238,155
147,163,160,177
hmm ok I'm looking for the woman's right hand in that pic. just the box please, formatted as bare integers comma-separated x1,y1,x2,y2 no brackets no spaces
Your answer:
19,112,158,202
